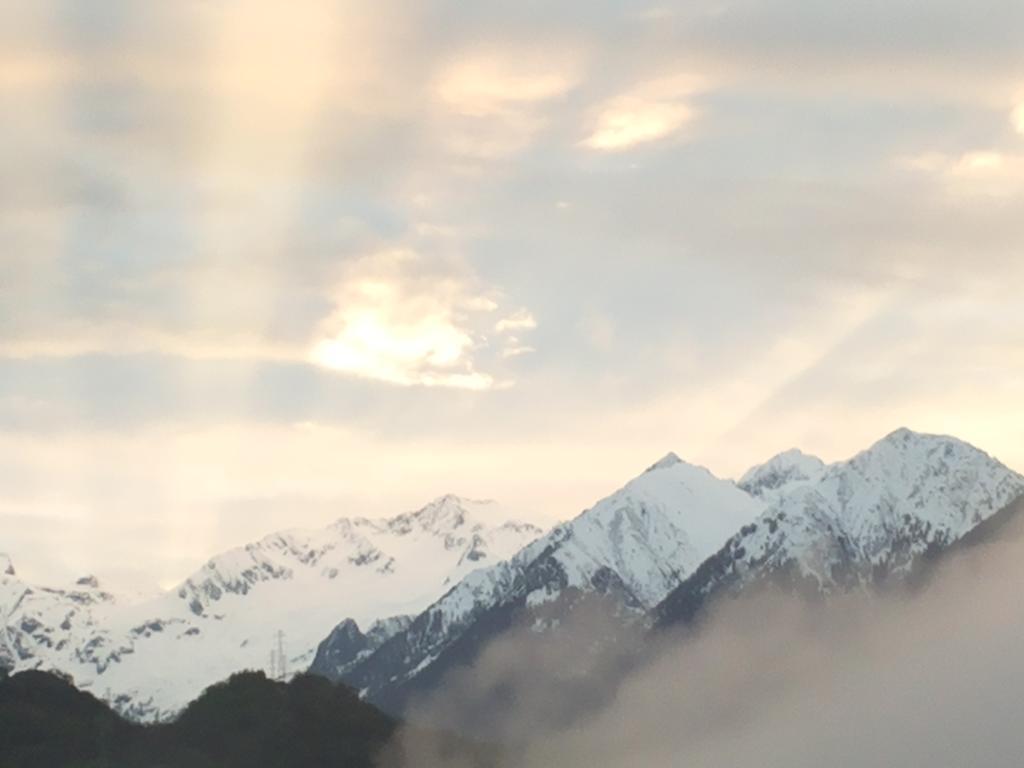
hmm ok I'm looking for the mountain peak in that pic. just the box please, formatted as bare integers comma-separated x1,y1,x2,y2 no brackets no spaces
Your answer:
407,494,473,530
738,448,826,499
645,452,684,473
880,426,926,445
873,427,977,452
333,617,364,640
776,447,817,461
864,428,981,461
0,553,14,577
740,447,825,478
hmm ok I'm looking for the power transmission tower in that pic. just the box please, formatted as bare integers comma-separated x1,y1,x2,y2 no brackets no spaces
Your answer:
269,630,287,681
276,630,287,680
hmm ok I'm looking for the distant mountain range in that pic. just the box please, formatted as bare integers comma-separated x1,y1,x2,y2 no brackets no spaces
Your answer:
3,429,1022,724
0,497,541,720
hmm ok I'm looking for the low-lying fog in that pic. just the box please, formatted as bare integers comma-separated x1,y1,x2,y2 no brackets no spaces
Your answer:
382,505,1024,767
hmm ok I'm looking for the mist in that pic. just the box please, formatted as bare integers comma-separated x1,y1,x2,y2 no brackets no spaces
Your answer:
380,504,1024,767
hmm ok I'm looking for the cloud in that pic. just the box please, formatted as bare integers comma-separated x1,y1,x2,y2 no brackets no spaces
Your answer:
501,345,536,359
495,309,538,333
582,74,705,151
382,502,1024,768
435,53,578,117
433,47,581,159
494,310,537,359
5,0,1024,592
0,329,297,362
309,251,525,390
1012,102,1024,135
378,594,647,758
900,149,1024,196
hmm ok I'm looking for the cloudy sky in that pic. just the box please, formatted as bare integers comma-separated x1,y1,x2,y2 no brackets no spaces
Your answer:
2,0,1023,589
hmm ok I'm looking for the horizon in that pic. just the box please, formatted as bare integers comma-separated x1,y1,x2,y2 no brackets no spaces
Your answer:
4,424,1018,593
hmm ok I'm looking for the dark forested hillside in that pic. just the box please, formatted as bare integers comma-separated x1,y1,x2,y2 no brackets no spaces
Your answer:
0,670,398,768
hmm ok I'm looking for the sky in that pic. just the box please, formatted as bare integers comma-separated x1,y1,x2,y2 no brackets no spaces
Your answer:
1,0,1023,590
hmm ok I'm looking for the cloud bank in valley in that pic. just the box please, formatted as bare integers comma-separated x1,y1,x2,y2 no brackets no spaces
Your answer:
381,504,1024,767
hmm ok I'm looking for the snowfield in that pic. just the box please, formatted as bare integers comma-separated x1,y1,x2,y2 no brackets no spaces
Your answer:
0,496,540,720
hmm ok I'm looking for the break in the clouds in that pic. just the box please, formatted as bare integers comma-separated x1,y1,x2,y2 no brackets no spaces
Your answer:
2,0,1024,587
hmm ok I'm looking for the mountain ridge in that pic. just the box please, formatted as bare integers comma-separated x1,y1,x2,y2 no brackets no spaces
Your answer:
329,454,767,711
655,428,1024,629
5,428,1022,724
329,429,1024,715
0,495,541,720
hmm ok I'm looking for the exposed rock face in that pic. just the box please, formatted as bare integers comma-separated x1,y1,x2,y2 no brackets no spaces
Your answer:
309,615,413,680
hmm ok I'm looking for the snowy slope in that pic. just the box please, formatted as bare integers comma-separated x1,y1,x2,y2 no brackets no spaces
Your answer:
657,429,1024,627
0,496,540,720
336,454,766,707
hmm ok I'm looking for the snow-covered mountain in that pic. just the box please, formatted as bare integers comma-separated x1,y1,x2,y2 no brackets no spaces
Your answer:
0,496,541,720
326,430,1024,713
656,428,1024,628
6,428,1022,722
329,454,766,710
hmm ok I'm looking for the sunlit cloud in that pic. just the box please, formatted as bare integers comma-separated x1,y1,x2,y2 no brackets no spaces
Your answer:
434,48,581,159
899,150,1024,196
436,53,578,117
309,251,526,390
953,151,1007,173
0,330,296,362
502,343,536,359
494,310,538,359
495,309,538,333
0,50,72,91
1012,102,1024,135
582,74,706,151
